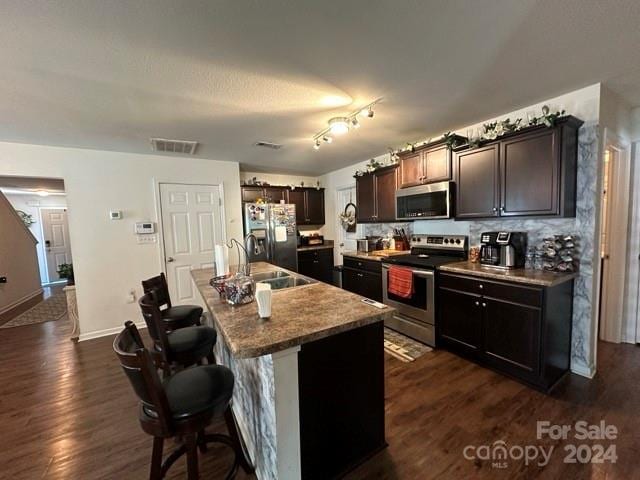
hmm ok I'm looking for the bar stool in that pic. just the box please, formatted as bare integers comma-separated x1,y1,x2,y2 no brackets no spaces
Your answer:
142,273,203,331
113,321,254,480
139,292,217,377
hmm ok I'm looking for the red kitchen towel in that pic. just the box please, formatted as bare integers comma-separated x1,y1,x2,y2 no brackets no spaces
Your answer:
388,266,413,299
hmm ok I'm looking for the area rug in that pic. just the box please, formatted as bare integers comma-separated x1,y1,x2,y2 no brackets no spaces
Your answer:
0,293,67,328
384,327,433,362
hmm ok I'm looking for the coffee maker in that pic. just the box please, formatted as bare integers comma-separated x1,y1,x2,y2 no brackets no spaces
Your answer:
480,231,527,269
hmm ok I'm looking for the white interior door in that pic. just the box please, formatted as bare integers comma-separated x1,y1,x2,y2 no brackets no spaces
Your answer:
40,208,72,283
159,183,223,306
335,186,362,265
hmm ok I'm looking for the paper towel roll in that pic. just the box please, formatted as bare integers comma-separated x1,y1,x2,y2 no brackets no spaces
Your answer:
214,244,229,276
256,283,272,318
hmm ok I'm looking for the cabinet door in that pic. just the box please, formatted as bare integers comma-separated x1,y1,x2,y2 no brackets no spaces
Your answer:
361,272,382,302
356,174,376,222
342,267,364,296
241,187,264,203
438,288,483,356
263,187,285,203
374,168,397,222
286,189,307,225
423,145,451,183
398,151,423,188
305,189,325,225
454,144,500,219
501,129,559,217
483,298,541,380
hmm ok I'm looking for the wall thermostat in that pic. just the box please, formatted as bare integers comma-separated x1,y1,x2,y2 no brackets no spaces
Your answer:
109,210,123,220
135,221,156,234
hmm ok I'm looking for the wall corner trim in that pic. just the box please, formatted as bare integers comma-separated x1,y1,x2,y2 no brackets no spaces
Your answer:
570,361,596,379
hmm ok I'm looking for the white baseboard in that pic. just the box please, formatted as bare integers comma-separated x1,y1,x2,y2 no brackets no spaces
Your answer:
0,288,43,315
78,322,147,342
571,361,596,378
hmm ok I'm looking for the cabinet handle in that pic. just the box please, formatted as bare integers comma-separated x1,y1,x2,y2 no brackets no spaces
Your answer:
357,273,364,278
482,302,487,308
475,301,480,306
479,284,483,289
492,207,497,213
500,207,505,212
313,260,319,264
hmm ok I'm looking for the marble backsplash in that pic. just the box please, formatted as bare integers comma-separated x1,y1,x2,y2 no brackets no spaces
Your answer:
363,222,413,239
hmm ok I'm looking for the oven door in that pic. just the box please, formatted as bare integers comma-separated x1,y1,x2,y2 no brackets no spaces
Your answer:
395,181,451,220
381,264,434,325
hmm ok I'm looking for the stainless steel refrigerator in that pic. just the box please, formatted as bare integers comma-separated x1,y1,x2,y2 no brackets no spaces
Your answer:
244,203,298,272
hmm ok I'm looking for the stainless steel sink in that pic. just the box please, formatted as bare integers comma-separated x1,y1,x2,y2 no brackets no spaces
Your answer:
256,275,316,290
251,270,291,282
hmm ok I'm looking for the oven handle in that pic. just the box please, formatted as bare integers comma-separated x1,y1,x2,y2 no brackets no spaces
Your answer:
382,264,434,278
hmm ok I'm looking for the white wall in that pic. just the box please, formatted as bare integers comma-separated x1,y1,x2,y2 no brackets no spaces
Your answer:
0,142,242,339
5,193,68,284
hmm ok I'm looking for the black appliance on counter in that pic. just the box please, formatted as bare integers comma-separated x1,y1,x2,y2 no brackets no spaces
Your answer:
300,234,324,246
381,234,468,346
479,231,527,269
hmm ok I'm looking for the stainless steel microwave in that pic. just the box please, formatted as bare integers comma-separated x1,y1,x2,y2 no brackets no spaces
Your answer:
395,181,452,220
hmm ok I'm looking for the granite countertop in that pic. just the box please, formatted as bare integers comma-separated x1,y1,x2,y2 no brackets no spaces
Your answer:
297,240,334,252
342,250,410,262
191,262,394,358
438,261,577,287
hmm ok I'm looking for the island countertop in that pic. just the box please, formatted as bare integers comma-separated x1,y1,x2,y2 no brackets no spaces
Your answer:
438,261,577,287
192,262,394,358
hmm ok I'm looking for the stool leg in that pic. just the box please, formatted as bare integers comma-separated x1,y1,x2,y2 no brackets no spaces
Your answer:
149,437,164,480
197,429,208,453
224,407,255,474
185,433,199,480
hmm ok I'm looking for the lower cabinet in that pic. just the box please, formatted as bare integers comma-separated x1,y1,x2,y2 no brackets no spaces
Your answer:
297,249,333,283
342,257,382,302
437,272,573,392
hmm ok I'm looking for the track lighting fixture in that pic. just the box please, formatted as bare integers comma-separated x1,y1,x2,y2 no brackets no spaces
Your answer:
312,98,381,149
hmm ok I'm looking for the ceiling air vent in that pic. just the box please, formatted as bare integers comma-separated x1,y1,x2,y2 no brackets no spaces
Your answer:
150,138,199,155
254,141,283,150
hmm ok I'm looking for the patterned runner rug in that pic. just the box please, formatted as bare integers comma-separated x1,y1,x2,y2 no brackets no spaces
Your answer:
1,293,67,328
384,327,433,362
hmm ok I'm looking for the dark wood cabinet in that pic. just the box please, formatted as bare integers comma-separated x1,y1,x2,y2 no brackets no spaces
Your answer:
355,166,397,223
286,188,325,226
398,138,460,188
454,144,500,219
453,116,582,220
298,248,333,283
342,257,382,302
240,186,325,226
437,272,574,392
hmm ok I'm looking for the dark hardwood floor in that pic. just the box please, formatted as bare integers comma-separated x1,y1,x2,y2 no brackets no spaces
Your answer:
1,317,638,479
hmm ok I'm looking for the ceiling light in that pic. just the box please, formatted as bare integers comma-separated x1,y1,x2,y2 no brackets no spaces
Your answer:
365,107,374,118
323,136,333,144
351,118,360,129
314,140,321,150
37,190,49,197
329,117,349,135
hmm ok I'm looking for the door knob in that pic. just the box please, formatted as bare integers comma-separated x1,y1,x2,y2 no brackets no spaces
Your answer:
166,257,175,263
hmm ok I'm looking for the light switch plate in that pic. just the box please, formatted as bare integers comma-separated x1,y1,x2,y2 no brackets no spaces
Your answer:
137,235,157,244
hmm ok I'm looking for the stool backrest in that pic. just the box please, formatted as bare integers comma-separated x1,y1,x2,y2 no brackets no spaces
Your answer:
141,273,172,309
113,321,172,433
138,292,171,363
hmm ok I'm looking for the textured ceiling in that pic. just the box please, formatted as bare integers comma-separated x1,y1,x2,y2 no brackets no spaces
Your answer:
2,0,640,175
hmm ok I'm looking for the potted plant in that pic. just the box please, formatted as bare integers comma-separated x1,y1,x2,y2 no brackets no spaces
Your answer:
57,263,75,285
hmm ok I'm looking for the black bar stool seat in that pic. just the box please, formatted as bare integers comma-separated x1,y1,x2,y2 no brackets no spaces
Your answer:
165,326,217,358
142,273,203,331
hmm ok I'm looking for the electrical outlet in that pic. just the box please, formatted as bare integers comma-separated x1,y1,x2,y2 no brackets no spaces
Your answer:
126,289,137,303
137,235,157,244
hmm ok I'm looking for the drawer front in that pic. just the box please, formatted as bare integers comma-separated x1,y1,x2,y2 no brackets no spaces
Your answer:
344,257,381,274
482,281,542,308
298,248,332,261
438,273,482,295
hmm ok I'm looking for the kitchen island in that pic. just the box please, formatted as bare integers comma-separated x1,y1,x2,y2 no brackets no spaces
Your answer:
192,262,394,480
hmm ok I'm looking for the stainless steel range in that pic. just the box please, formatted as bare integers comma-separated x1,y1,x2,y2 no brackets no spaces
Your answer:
382,234,468,346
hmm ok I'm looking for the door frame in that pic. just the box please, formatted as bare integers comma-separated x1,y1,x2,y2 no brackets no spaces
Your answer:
153,180,228,282
594,129,632,347
38,206,71,284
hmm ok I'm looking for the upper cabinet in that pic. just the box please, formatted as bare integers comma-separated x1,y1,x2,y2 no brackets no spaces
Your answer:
356,165,398,223
398,137,463,188
240,185,325,226
454,116,583,220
